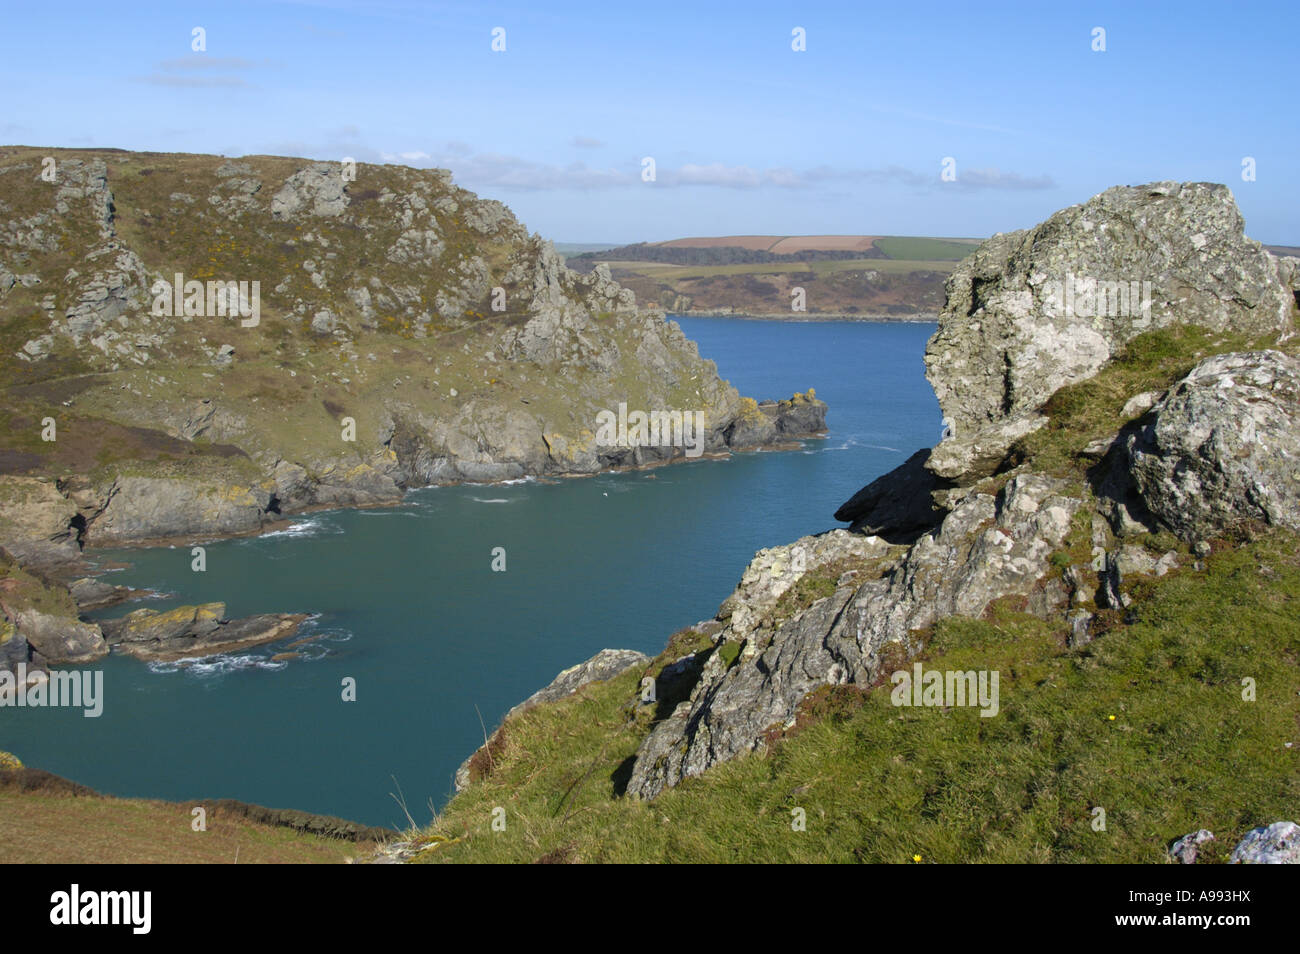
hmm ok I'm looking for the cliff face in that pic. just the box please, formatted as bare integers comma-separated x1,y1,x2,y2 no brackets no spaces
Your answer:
0,147,825,551
579,181,1300,800
0,146,826,680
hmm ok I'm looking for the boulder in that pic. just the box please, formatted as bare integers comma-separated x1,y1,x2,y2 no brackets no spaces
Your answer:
1230,821,1300,864
1117,351,1300,540
924,181,1294,481
271,163,349,219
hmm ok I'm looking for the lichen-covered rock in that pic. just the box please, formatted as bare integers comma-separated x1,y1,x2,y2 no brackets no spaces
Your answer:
1118,351,1300,540
627,474,1083,799
14,609,107,664
103,603,224,645
1230,821,1300,864
85,476,273,544
101,605,306,661
1168,829,1216,864
271,163,349,219
925,181,1294,481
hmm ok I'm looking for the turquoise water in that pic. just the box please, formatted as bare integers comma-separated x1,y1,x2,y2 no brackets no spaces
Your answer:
0,318,940,827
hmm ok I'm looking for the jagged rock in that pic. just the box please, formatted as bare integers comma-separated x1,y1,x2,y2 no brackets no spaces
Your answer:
627,474,1083,799
0,477,81,566
103,603,224,644
1116,351,1300,540
14,610,107,664
507,648,649,720
1230,821,1300,864
834,448,941,540
717,530,894,644
271,163,349,219
101,605,306,661
453,648,649,793
924,181,1294,481
67,577,131,610
85,477,272,545
1169,829,1216,864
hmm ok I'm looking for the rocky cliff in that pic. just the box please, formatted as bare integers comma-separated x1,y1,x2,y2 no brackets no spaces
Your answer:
447,182,1299,826
0,146,826,679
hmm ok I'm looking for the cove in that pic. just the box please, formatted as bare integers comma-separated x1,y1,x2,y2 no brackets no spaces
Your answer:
0,318,940,827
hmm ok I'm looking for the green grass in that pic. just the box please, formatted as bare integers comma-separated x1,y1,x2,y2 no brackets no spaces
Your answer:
1007,325,1293,478
415,530,1300,863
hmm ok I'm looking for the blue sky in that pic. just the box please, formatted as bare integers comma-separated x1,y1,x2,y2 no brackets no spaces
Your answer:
2,0,1296,243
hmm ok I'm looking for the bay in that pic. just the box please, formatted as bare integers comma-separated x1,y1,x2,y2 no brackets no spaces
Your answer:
0,318,939,827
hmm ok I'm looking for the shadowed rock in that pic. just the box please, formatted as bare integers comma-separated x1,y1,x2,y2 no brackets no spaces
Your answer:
833,448,941,541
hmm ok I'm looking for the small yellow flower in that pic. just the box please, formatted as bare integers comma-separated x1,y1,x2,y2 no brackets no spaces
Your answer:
912,854,922,863
1108,715,1116,721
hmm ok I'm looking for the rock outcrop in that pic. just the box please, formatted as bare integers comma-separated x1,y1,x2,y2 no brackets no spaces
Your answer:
1115,350,1300,540
924,181,1293,480
99,604,307,661
604,180,1299,801
627,475,1082,799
